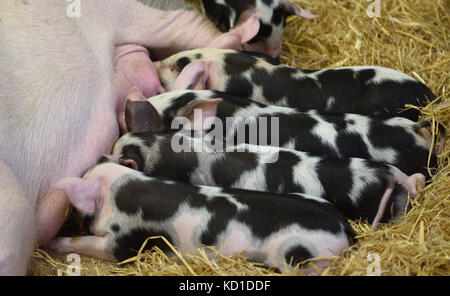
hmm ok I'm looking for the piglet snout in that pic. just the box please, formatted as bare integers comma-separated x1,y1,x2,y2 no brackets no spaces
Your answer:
265,48,281,59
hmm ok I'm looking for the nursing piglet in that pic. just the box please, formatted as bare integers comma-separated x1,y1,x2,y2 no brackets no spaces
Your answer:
156,49,436,121
201,0,317,58
48,162,355,273
124,89,440,177
112,131,425,230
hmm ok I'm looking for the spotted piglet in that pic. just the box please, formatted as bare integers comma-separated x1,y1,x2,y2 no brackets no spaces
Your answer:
155,49,436,121
123,88,441,177
113,131,425,230
48,162,355,273
201,0,317,58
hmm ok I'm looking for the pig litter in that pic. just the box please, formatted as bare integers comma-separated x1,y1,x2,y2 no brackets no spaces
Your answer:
27,0,449,276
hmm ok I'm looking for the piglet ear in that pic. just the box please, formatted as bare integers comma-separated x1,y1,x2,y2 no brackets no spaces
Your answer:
176,98,223,131
279,0,318,18
208,12,260,49
125,100,162,132
232,12,261,44
174,61,210,91
52,177,102,215
120,158,138,171
124,87,161,133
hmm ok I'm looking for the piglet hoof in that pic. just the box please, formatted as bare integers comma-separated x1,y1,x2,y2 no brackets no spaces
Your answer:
47,237,73,254
47,237,64,253
407,173,426,196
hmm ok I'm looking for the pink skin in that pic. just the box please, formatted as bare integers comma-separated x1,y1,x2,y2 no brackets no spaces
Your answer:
0,0,253,274
49,236,114,262
174,61,211,91
113,44,166,115
171,60,217,92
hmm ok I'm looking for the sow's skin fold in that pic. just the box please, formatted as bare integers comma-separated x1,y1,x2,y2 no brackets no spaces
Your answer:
112,131,425,230
123,89,442,178
0,0,255,275
155,49,437,121
49,162,355,274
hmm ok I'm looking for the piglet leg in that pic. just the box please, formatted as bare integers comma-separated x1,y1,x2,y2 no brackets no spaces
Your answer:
389,166,426,196
371,169,426,231
370,187,394,232
48,236,115,262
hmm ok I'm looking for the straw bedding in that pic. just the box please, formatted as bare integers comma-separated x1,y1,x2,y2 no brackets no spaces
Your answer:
27,0,449,276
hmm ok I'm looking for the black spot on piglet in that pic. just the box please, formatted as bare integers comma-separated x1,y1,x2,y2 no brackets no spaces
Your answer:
176,57,191,72
111,224,121,233
284,245,314,268
113,227,173,261
223,52,258,75
247,21,273,44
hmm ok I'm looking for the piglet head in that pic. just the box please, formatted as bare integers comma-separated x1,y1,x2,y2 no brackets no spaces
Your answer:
207,1,318,58
123,86,224,132
244,1,318,58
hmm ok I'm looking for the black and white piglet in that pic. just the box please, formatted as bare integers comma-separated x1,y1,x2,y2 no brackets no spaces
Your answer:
155,49,436,121
201,0,317,58
112,131,425,229
48,162,355,272
123,88,440,177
